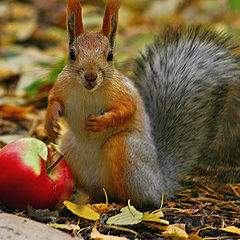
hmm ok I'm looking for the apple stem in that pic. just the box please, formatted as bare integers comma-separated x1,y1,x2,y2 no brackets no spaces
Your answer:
47,154,64,174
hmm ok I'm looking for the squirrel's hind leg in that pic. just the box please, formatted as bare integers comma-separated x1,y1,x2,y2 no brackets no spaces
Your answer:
99,132,165,207
99,132,131,204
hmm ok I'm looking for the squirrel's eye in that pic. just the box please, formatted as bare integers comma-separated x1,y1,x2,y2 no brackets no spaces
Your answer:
107,50,113,62
69,49,76,61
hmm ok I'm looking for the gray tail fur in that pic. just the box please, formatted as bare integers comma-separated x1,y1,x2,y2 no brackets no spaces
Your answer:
135,26,240,184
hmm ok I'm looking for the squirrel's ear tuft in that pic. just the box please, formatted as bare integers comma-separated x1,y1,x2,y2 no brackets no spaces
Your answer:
101,0,121,48
67,0,84,46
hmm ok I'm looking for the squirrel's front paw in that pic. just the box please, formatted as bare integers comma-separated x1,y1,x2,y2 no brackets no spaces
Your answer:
45,119,60,141
85,115,109,132
45,103,62,141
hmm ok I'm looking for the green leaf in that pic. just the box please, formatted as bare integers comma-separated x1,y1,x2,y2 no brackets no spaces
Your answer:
49,223,80,231
47,58,66,83
24,58,66,98
229,0,240,13
106,200,143,225
25,78,46,98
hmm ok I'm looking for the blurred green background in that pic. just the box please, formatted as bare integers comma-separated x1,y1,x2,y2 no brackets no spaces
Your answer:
0,0,240,99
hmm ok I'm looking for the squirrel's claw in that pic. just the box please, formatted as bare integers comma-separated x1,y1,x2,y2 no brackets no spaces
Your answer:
85,115,108,132
45,100,62,141
45,120,60,141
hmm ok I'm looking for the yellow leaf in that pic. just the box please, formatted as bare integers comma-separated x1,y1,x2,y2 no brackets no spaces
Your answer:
0,68,16,80
106,200,143,225
142,210,169,225
162,224,189,240
92,203,112,214
63,201,100,221
220,226,240,235
90,225,128,240
48,223,80,231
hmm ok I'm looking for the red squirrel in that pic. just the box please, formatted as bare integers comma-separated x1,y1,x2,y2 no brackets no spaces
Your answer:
45,0,240,207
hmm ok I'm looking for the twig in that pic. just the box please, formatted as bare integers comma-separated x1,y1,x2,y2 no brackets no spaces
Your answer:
228,184,240,198
102,224,138,236
26,118,38,137
204,236,239,239
103,188,109,205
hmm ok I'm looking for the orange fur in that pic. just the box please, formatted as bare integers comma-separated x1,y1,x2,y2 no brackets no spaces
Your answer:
100,133,129,202
45,70,72,140
101,0,121,38
45,96,62,140
67,0,84,37
85,92,136,132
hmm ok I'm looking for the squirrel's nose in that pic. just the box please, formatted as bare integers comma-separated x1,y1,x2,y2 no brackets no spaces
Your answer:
84,72,97,82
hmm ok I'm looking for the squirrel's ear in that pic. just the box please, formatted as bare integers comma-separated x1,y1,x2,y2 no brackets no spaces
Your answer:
101,0,121,48
67,0,84,46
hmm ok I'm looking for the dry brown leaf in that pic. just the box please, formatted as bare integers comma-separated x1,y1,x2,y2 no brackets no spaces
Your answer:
90,225,128,240
168,208,200,214
0,68,16,80
143,222,168,231
162,224,189,240
0,104,33,120
5,20,37,42
91,203,112,214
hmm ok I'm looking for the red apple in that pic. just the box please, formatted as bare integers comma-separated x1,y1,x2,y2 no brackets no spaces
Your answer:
0,138,73,210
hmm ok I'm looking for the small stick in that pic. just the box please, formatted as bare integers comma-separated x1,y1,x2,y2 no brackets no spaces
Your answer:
102,224,138,236
228,184,240,198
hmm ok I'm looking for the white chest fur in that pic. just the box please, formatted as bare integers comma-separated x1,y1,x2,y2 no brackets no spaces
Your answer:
61,84,112,192
65,85,112,138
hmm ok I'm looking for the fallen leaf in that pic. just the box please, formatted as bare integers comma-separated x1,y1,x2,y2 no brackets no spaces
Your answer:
49,223,80,232
0,68,16,80
219,226,240,235
107,200,169,226
63,201,100,221
143,222,168,231
90,225,128,240
10,2,36,20
5,20,37,42
92,203,112,214
142,210,169,224
0,104,33,120
162,224,189,240
106,200,143,225
27,206,59,222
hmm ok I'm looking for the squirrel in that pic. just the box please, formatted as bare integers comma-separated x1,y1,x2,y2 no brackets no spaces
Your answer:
45,0,240,207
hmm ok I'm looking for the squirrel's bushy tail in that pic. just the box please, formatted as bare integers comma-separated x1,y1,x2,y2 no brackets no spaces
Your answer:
135,26,240,184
